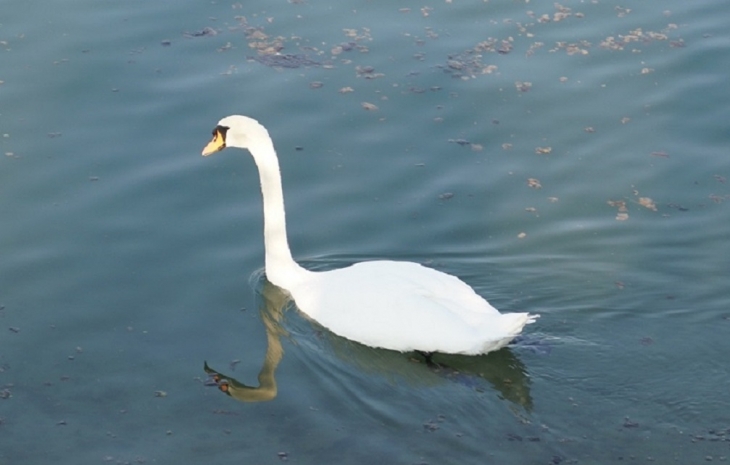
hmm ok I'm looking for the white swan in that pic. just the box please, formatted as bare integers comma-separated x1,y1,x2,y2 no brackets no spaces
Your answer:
202,115,538,355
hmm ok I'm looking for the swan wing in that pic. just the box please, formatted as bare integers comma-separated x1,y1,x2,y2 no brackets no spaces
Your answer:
289,261,535,354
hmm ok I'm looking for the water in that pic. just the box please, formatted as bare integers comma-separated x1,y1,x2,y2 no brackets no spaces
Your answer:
2,1,729,463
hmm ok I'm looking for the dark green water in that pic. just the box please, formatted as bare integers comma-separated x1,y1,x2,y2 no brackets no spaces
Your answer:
1,1,729,463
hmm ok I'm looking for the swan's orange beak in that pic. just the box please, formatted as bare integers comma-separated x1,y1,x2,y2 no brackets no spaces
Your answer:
202,130,226,156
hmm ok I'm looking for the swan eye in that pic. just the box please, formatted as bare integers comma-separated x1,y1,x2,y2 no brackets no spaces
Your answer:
201,126,229,156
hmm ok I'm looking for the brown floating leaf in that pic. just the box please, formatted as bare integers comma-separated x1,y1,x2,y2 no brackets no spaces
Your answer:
638,197,657,211
608,199,629,221
607,200,628,212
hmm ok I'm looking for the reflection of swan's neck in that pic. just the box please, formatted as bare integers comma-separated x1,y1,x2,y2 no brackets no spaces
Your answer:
204,282,290,403
249,140,309,288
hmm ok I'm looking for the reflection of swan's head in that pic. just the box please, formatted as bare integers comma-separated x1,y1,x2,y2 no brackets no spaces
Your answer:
202,115,269,156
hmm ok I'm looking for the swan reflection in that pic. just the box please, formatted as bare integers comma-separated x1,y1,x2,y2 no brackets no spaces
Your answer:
204,280,289,402
204,279,535,410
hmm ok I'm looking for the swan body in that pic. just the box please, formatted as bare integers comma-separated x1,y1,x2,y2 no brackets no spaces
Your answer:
202,115,538,355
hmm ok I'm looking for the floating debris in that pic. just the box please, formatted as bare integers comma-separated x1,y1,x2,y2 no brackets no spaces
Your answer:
608,199,629,221
527,178,542,189
423,419,440,432
183,27,218,38
331,41,357,55
497,40,513,55
667,203,689,212
248,54,320,69
361,102,378,111
515,81,532,92
650,151,669,158
343,27,372,42
623,417,639,428
355,65,384,79
638,197,657,211
535,146,552,154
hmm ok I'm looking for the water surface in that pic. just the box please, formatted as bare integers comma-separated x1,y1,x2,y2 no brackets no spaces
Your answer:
1,1,729,463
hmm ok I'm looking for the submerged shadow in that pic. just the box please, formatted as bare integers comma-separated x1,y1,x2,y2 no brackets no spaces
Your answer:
204,277,535,410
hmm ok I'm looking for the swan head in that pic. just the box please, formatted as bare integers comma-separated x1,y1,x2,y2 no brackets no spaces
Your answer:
202,115,270,156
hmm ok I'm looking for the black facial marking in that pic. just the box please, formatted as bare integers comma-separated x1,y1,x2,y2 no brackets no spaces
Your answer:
215,125,230,140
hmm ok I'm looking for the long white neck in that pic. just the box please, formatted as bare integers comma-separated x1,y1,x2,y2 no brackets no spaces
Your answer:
248,139,310,288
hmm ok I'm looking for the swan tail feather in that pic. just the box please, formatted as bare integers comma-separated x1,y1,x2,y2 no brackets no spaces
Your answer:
501,312,540,336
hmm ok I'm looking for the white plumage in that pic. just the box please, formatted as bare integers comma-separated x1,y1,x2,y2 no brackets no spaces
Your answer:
202,115,538,355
